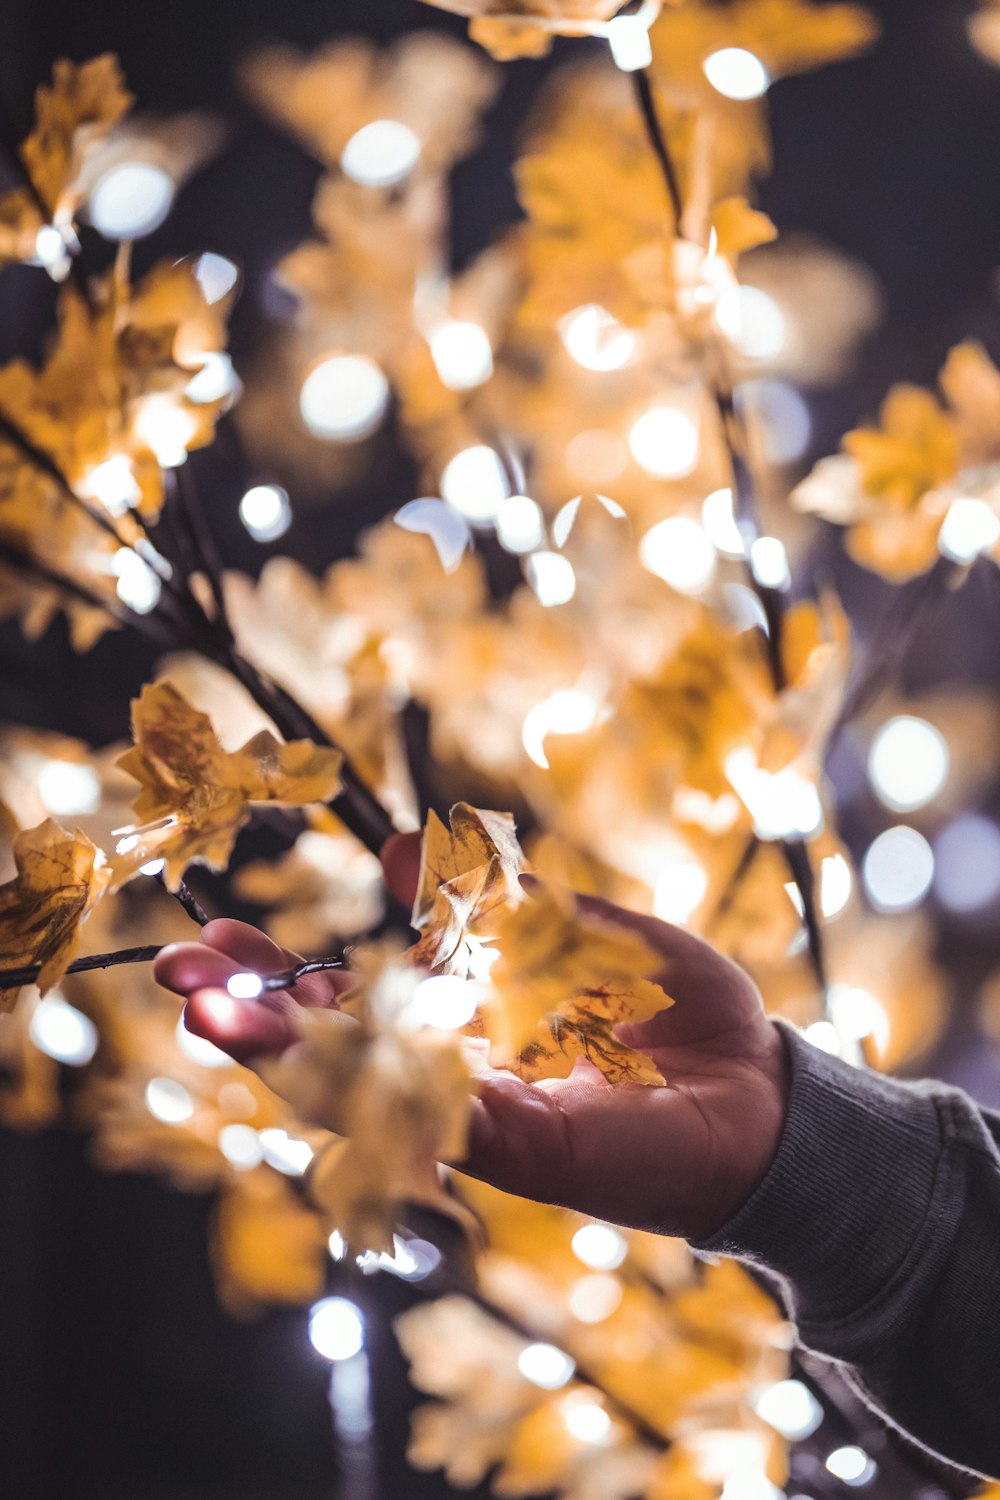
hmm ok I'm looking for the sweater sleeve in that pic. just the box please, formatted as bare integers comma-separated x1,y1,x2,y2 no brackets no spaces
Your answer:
692,1021,1000,1481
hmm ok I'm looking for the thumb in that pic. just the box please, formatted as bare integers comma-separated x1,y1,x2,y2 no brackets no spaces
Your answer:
380,830,421,911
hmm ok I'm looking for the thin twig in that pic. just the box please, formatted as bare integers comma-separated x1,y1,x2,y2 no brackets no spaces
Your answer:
632,69,683,225
155,871,212,927
0,947,343,994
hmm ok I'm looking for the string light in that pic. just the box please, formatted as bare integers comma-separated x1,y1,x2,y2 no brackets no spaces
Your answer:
518,1343,576,1390
37,759,101,816
568,1273,623,1323
409,975,482,1030
933,814,1000,913
725,749,824,841
867,715,949,812
716,285,785,358
145,1077,195,1124
526,551,577,607
88,162,176,238
239,484,292,542
299,354,390,441
562,1399,612,1445
653,863,709,923
185,352,239,405
217,1123,265,1170
395,497,471,572
753,1379,824,1440
629,405,700,477
340,120,421,188
938,496,1000,563
258,1128,314,1176
309,1297,365,1361
702,47,770,100
30,995,98,1066
496,493,544,553
559,304,637,372
701,487,746,557
828,984,890,1052
226,971,264,999
749,535,791,590
825,1447,877,1486
862,825,934,912
83,454,141,515
113,548,162,614
522,688,599,769
440,445,509,524
33,224,71,279
639,516,717,594
194,252,239,304
606,13,654,71
571,1222,627,1271
134,396,197,468
428,320,493,390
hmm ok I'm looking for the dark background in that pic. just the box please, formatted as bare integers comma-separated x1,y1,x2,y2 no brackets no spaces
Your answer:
2,1,1000,1495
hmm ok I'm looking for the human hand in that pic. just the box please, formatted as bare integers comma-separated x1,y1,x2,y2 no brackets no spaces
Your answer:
154,833,789,1243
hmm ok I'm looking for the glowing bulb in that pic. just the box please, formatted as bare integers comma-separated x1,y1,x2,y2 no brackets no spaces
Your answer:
194,252,239,304
862,825,934,912
410,975,482,1030
825,1447,877,1486
716,286,785,359
939,496,1000,563
934,814,1000,912
653,863,709,924
568,1273,623,1323
754,1378,823,1440
563,1400,612,1445
701,487,745,557
218,1123,265,1170
89,162,175,238
429,320,493,390
340,120,421,188
440,445,509,524
607,12,654,70
725,749,824,841
628,405,700,477
526,551,576,607
239,484,292,542
185,352,239,405
176,1014,231,1068
522,688,599,769
720,1476,783,1500
300,355,389,441
329,1230,348,1260
496,493,544,553
140,858,165,877
828,984,889,1051
258,1128,314,1176
30,995,98,1066
83,454,141,515
571,1222,627,1270
309,1297,365,1361
37,760,100,816
804,1020,841,1056
226,972,264,1000
703,47,770,100
34,224,70,278
820,852,853,917
113,548,161,614
749,535,791,590
867,716,949,812
559,305,637,372
145,1077,195,1124
134,396,196,467
395,497,471,572
518,1343,576,1390
639,516,717,594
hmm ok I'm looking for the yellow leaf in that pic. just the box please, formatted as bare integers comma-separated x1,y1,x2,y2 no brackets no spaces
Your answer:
843,385,958,512
0,819,109,1010
710,196,777,261
114,680,342,890
412,801,526,971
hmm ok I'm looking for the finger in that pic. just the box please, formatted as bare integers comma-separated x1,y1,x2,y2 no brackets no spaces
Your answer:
200,918,349,1008
570,891,746,1007
154,942,250,997
460,1071,573,1201
183,987,298,1064
380,831,421,910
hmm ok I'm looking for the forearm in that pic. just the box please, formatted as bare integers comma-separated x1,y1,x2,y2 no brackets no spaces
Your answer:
693,1022,1000,1480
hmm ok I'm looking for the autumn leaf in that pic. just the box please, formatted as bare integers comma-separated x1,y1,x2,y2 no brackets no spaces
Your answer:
420,0,627,60
411,802,526,972
113,680,342,890
0,819,109,1011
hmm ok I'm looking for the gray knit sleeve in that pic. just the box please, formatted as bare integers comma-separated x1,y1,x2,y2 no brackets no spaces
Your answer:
692,1021,1000,1480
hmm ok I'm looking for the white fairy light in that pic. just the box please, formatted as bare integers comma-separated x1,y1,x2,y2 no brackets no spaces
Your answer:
562,1400,612,1445
639,516,717,594
558,304,637,372
329,1231,348,1261
340,120,421,188
299,354,390,442
715,285,785,359
522,688,599,769
725,748,824,841
804,1020,842,1056
828,984,890,1052
629,405,700,477
862,825,934,912
702,47,770,101
88,162,175,238
607,12,654,70
720,1476,783,1500
938,496,1000,563
30,995,98,1066
429,320,494,391
571,1222,628,1271
185,352,239,405
83,454,141,515
194,252,239,304
37,759,101,816
409,975,482,1031
258,1128,314,1176
145,1077,195,1124
825,1446,877,1487
217,1123,265,1170
749,535,791,590
701,487,746,557
34,224,71,279
113,548,162,614
140,858,165,877
395,497,471,572
440,445,510,524
226,972,264,1000
934,814,1000,913
175,1014,231,1068
496,493,544,553
309,1297,365,1361
753,1378,823,1440
867,715,949,812
821,852,853,917
653,863,709,924
239,484,292,542
568,1273,623,1323
359,1235,441,1281
518,1343,576,1390
134,396,197,467
526,551,576,607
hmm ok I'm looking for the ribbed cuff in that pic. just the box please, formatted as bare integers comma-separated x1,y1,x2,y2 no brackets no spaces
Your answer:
692,1022,961,1360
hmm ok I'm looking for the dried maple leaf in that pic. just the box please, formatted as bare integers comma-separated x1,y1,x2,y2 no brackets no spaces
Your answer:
0,819,109,1011
113,680,343,890
411,802,526,972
